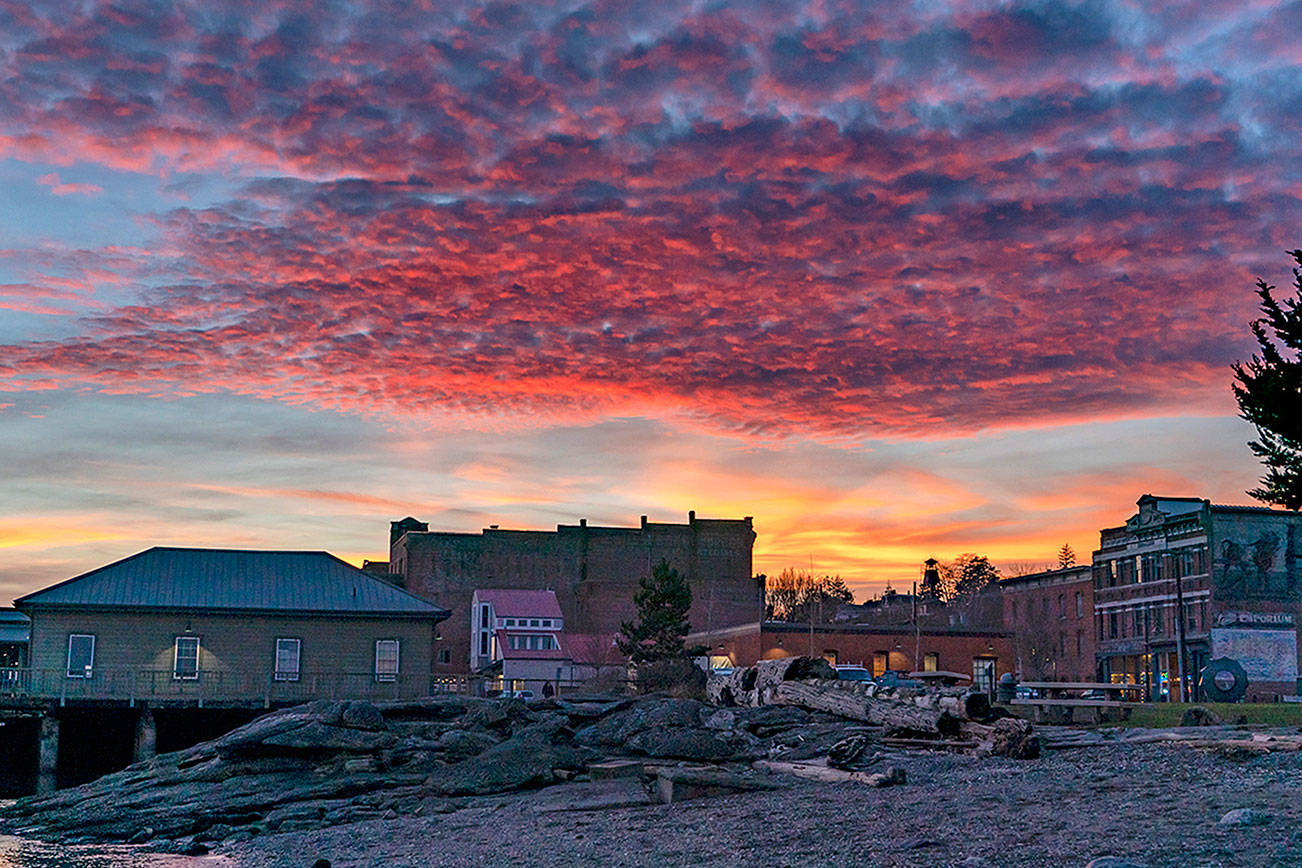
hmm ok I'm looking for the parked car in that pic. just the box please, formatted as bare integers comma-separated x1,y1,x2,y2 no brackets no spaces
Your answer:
874,670,923,689
835,666,874,683
509,689,535,700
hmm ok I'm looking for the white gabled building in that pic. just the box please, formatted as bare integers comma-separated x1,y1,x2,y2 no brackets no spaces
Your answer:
469,589,573,696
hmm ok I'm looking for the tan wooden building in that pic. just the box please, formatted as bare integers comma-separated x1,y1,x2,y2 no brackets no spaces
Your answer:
11,547,450,706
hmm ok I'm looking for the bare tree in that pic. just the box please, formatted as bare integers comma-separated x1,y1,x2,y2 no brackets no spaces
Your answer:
1011,618,1062,681
765,568,854,622
1003,560,1052,578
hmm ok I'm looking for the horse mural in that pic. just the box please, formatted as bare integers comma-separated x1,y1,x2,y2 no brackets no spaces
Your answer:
1218,533,1284,598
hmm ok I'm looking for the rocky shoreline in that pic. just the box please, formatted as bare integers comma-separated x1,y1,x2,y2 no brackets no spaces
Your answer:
2,659,1299,867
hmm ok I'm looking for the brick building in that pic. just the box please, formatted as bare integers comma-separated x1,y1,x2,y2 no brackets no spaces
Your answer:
689,621,1014,694
1000,565,1094,681
390,512,761,675
1093,495,1302,701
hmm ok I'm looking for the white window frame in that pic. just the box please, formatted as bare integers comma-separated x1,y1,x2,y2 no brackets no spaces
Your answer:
274,638,301,682
375,639,400,682
66,634,95,679
174,635,201,681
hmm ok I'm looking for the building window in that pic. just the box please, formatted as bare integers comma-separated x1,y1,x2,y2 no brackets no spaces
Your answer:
1109,612,1118,639
505,619,515,626
66,634,95,679
1075,592,1083,618
923,652,939,672
438,648,451,664
375,639,400,682
1076,632,1083,656
274,638,301,682
479,630,489,656
174,636,200,680
1152,605,1163,634
1133,609,1142,636
872,651,888,677
480,604,491,630
1058,595,1065,619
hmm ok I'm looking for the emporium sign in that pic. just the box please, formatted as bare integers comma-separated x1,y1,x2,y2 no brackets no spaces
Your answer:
1214,611,1295,628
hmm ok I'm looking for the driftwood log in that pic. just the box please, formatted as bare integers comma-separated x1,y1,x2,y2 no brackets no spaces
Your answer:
706,657,836,707
768,680,962,737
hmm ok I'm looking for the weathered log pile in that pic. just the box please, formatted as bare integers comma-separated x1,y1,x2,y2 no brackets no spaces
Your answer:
707,659,1039,759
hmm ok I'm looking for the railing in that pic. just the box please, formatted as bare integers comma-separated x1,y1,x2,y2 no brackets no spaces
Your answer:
0,667,464,705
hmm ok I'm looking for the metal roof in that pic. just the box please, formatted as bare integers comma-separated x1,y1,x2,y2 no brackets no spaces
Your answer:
473,589,563,619
0,608,29,644
14,548,450,619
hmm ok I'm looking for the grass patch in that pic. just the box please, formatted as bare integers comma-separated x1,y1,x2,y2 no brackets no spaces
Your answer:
1114,702,1302,728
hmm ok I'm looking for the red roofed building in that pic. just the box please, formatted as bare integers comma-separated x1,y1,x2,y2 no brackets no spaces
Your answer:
470,589,572,696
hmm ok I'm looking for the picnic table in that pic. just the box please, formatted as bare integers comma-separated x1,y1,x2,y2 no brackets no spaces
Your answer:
1009,681,1145,724
908,670,971,687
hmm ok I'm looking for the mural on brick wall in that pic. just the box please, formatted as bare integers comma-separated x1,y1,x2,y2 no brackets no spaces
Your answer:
1214,516,1300,601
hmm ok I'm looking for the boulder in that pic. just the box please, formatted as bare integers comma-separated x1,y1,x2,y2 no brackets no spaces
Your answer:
863,766,906,787
1179,706,1226,727
259,721,396,754
339,702,387,731
434,729,500,761
624,727,763,762
574,698,708,747
1217,808,1266,826
423,728,586,796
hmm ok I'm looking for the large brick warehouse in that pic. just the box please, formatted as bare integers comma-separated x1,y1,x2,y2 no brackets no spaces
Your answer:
387,512,762,675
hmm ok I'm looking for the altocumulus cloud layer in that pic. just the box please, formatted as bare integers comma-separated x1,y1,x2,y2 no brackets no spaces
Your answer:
1,0,1298,435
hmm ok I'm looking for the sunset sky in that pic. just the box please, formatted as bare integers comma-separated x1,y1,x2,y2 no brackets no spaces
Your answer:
0,0,1295,603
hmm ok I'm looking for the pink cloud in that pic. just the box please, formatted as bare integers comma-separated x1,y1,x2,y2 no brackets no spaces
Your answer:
35,172,103,196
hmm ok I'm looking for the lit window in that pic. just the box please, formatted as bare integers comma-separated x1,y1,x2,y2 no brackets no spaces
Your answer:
923,652,939,672
438,648,451,664
274,638,301,682
66,634,95,679
174,636,200,680
375,639,400,682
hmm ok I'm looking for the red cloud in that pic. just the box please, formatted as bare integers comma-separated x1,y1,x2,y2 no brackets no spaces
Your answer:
0,1,1294,437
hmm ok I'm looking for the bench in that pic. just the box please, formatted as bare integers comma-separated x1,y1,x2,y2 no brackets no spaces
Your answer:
1011,682,1145,724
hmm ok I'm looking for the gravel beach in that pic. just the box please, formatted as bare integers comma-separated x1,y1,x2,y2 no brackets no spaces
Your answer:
219,741,1302,868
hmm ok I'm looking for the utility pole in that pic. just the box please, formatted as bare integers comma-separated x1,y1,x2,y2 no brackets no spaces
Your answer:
1174,564,1189,702
912,580,921,670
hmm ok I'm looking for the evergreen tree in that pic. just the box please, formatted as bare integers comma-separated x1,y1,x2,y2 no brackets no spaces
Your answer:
1057,543,1077,569
616,559,695,663
1232,250,1302,510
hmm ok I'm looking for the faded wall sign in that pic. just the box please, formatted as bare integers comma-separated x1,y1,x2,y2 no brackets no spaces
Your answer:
1210,627,1299,682
1213,514,1299,601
